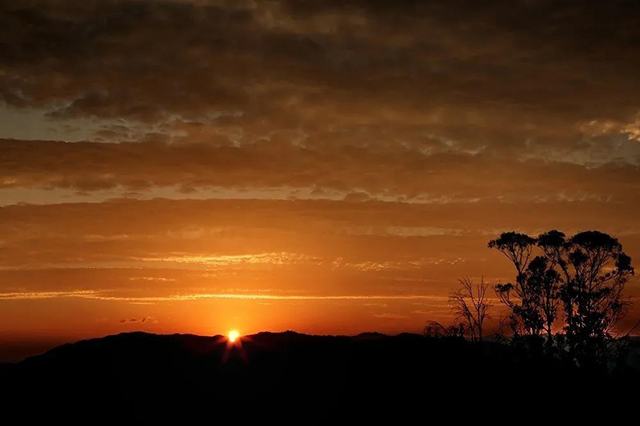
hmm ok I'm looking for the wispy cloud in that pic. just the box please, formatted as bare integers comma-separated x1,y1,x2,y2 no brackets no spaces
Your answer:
0,290,447,303
137,252,319,267
373,313,410,319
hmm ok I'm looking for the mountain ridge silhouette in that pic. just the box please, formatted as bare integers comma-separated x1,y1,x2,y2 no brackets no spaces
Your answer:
2,331,638,409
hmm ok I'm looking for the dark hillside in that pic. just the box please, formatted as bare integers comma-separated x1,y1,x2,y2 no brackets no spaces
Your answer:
2,331,638,409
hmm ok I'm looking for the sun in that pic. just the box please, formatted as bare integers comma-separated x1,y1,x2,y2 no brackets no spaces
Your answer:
228,330,240,343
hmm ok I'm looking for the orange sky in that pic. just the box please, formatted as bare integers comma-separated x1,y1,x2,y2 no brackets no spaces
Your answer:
1,0,640,360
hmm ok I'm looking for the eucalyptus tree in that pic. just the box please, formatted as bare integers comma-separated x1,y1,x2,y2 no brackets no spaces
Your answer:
490,230,634,367
538,230,634,367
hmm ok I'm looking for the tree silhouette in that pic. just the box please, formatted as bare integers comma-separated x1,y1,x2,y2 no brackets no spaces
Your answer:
448,277,491,342
538,230,634,367
489,232,545,337
493,256,562,340
526,256,562,341
490,230,635,367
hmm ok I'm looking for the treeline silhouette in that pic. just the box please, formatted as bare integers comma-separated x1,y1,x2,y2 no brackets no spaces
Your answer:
426,230,637,372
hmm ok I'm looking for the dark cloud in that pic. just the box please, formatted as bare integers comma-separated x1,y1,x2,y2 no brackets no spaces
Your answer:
0,0,638,161
1,138,639,201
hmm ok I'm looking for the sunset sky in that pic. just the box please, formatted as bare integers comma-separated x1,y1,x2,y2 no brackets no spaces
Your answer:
1,0,640,361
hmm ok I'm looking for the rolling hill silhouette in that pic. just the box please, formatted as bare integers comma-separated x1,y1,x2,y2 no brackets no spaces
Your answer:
2,331,638,408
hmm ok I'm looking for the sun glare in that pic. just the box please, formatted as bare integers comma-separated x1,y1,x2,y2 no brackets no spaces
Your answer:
228,330,240,343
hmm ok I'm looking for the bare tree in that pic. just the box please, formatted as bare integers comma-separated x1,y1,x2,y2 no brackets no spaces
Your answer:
449,277,491,342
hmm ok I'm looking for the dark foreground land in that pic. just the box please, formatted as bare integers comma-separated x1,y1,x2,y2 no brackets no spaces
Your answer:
2,332,639,409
